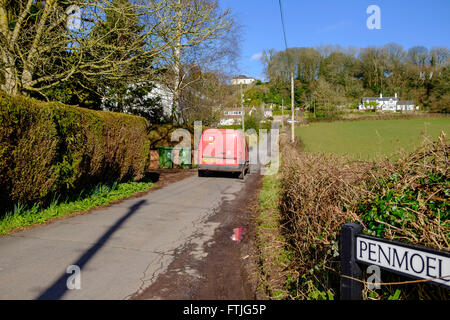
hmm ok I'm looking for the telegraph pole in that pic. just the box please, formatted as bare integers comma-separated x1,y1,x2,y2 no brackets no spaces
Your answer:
240,84,245,131
290,71,295,143
314,99,316,118
278,0,295,143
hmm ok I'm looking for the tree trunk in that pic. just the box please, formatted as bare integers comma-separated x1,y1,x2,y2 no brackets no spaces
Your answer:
172,0,182,124
22,68,33,91
3,68,18,95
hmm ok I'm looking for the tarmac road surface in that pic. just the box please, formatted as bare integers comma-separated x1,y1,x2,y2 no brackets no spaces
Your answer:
0,123,280,300
0,170,253,300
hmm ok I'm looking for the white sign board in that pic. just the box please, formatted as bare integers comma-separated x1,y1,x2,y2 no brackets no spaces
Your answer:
356,236,450,288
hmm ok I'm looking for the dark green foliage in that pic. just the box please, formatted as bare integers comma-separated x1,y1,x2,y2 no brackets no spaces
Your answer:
261,45,450,113
0,92,150,214
359,172,449,238
40,79,103,110
0,179,153,235
243,113,261,133
101,82,166,124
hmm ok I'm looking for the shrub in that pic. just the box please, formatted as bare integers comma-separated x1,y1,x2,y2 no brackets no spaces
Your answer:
358,134,449,248
356,134,449,300
0,92,149,214
278,137,371,299
276,132,449,299
147,123,195,149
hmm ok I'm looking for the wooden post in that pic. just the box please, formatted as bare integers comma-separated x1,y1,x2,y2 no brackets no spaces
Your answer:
290,71,294,143
314,100,316,118
240,84,244,131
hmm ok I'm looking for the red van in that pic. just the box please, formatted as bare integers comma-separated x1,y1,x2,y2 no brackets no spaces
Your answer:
198,129,249,179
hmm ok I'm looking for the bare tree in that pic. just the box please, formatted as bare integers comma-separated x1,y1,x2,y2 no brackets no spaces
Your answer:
0,0,236,101
1,0,170,96
430,47,450,73
150,0,238,122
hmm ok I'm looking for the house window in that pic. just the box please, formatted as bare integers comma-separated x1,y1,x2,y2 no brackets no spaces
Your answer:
225,111,242,115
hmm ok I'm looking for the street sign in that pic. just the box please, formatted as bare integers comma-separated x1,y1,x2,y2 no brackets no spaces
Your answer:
340,223,450,300
356,235,450,288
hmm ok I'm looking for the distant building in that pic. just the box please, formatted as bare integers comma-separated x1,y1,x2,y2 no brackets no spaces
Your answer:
231,75,256,85
264,108,273,118
219,107,244,126
358,93,418,112
147,82,174,116
396,101,416,111
219,107,257,126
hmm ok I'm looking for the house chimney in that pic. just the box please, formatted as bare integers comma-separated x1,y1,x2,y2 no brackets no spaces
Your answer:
395,93,398,98
380,93,383,98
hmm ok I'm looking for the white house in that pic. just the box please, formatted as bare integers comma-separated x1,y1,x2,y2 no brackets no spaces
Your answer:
218,106,257,126
231,75,256,85
358,93,417,112
101,82,174,118
149,82,174,117
396,101,417,111
219,107,244,126
264,108,273,118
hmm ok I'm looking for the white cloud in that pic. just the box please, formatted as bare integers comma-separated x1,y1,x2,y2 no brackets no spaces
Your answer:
250,52,263,61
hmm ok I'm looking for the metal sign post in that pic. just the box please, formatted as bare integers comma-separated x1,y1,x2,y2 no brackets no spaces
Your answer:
340,223,364,300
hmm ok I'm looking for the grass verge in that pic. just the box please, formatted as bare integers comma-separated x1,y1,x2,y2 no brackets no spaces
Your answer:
255,172,296,299
0,180,154,235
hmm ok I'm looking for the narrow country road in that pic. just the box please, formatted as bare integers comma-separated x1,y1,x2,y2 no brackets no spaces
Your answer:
0,169,259,300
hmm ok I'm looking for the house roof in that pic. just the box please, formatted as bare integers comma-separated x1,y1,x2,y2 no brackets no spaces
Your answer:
232,75,255,80
222,107,244,119
397,100,415,105
362,97,398,101
223,107,244,111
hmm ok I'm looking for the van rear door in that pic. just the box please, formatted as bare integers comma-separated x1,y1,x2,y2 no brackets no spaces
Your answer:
200,129,238,167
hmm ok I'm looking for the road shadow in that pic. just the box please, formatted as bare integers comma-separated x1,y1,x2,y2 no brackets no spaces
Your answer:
199,171,240,179
36,199,147,300
140,171,161,183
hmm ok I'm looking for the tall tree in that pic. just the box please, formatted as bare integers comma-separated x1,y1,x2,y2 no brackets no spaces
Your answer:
254,43,450,112
151,0,238,123
0,0,236,102
358,47,387,93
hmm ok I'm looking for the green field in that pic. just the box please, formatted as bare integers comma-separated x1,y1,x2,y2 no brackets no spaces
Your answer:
295,118,450,160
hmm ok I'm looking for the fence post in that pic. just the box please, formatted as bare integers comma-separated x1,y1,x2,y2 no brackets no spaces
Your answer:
340,222,364,300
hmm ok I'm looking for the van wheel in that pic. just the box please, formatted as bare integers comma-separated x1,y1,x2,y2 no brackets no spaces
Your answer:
198,170,205,177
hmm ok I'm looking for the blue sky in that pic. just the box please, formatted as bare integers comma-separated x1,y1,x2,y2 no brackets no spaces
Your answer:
223,0,450,80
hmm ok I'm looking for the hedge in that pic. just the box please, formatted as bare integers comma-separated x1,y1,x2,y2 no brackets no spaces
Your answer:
277,133,449,299
0,92,150,214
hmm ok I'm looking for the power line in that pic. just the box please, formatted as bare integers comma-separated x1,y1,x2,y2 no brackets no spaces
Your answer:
278,0,289,51
278,0,291,69
277,0,296,143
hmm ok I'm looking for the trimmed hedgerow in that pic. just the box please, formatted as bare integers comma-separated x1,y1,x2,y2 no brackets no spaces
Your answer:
0,92,149,214
265,132,449,300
